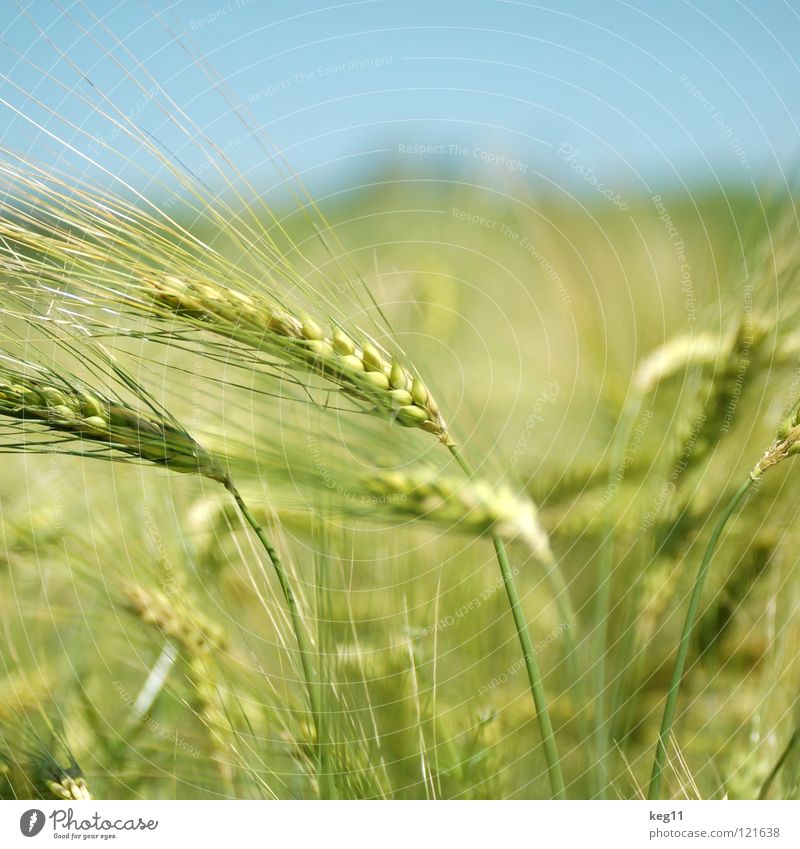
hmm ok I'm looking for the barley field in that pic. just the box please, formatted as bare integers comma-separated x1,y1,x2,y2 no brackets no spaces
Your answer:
1,4,799,803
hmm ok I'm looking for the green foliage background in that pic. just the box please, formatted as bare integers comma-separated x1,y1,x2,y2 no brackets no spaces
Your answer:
2,179,800,800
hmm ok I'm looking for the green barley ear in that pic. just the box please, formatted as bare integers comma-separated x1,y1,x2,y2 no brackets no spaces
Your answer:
363,471,552,561
121,581,227,656
0,359,227,484
46,774,93,801
204,473,552,563
634,310,772,399
0,726,93,801
121,581,236,781
137,275,452,444
753,398,800,478
650,390,800,799
0,124,566,796
208,401,550,555
3,191,451,443
0,316,325,776
634,332,721,395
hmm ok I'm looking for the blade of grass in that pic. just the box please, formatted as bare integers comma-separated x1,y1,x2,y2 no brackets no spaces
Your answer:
593,394,642,797
224,481,333,798
759,728,800,799
449,444,566,799
648,475,753,799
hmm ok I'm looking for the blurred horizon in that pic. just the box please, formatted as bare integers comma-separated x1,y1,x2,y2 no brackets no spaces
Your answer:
1,0,798,203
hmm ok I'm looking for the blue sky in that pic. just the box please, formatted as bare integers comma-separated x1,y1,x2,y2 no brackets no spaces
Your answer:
1,1,798,199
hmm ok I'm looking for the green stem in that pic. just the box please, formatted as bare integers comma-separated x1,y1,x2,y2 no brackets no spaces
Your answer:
449,445,566,799
759,728,800,799
537,551,589,751
594,394,642,797
226,480,333,798
542,551,580,676
648,474,754,799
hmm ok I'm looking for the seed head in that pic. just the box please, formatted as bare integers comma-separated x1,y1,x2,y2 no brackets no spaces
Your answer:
364,471,552,560
753,399,800,478
139,276,453,444
0,365,226,483
122,582,226,655
47,775,93,801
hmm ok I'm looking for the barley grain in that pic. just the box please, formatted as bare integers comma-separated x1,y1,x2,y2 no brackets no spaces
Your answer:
47,775,93,801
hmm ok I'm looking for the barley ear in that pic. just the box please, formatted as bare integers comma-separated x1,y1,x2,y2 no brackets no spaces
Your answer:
122,582,226,656
141,276,453,444
752,400,800,478
47,775,93,801
0,366,227,483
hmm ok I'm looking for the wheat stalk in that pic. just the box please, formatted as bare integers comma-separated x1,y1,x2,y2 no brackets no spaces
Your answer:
0,132,563,799
0,12,573,799
0,727,94,801
206,466,552,561
4,244,564,798
0,331,329,792
595,312,769,795
634,332,722,395
648,399,800,799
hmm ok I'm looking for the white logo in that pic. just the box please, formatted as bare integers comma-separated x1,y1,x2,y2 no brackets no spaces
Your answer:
19,809,46,837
